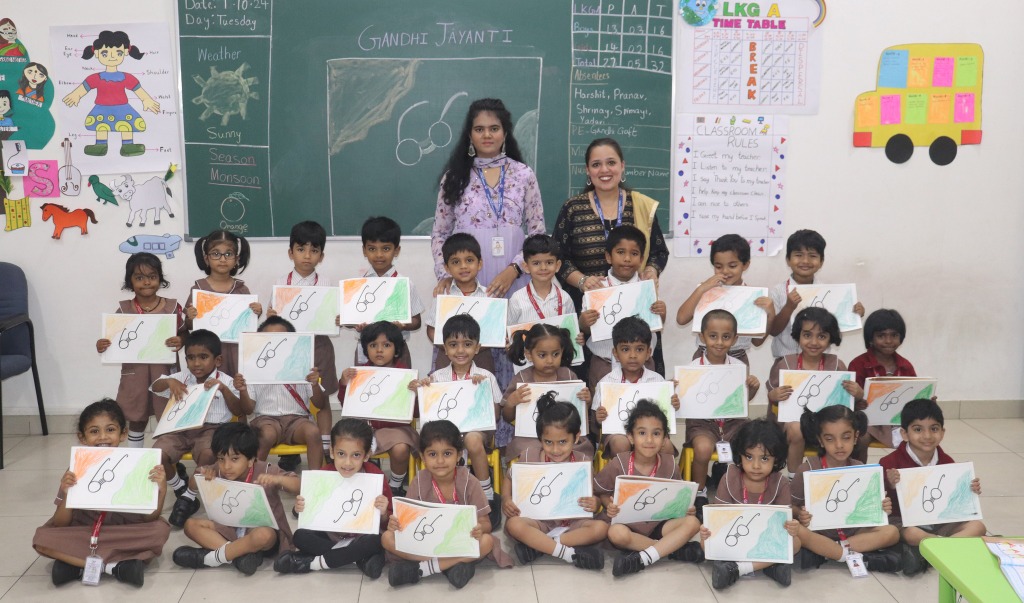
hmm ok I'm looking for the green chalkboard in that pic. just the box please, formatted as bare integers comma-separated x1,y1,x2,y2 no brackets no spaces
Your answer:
177,0,672,238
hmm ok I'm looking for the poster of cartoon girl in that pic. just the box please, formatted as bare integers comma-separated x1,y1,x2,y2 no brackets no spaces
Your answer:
17,62,47,103
0,18,27,59
61,30,160,157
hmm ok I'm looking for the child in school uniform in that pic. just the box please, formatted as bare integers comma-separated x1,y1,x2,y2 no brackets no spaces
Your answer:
791,406,901,573
506,234,577,326
383,420,511,588
503,323,594,460
267,221,336,465
686,309,760,519
848,309,920,457
702,419,801,589
415,314,503,527
95,252,184,448
675,234,775,365
591,316,679,457
596,400,703,577
151,329,253,527
172,422,299,575
239,316,327,472
580,225,666,387
765,307,864,473
425,232,495,373
274,419,392,578
503,395,607,570
32,399,171,587
879,399,986,576
182,229,262,378
767,229,864,360
339,321,419,495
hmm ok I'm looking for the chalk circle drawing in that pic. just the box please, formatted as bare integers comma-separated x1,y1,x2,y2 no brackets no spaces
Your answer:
196,476,279,529
803,465,887,531
703,504,793,563
895,462,982,527
395,91,467,166
66,446,161,513
612,475,698,525
299,471,382,534
220,191,247,222
511,462,593,520
192,63,259,126
393,497,479,558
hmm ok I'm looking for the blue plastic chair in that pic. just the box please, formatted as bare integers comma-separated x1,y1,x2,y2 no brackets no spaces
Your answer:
0,262,48,469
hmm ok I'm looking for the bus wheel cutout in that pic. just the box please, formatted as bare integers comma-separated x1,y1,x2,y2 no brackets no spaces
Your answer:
928,136,957,166
885,134,913,164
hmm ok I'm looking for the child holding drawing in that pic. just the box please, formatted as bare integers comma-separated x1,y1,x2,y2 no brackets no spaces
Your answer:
595,400,703,577
274,419,391,578
32,399,170,587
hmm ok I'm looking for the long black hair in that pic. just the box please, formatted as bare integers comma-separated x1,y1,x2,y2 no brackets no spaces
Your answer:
81,30,144,60
439,98,524,206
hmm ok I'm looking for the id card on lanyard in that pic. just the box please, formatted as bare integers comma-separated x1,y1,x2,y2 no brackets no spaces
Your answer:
478,165,507,257
82,512,107,585
700,357,735,463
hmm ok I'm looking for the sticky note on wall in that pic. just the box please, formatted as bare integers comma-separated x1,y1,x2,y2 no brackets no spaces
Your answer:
907,57,931,88
880,95,902,125
932,57,954,87
928,94,951,124
954,93,975,123
878,49,909,88
905,94,927,124
855,96,879,128
955,56,978,87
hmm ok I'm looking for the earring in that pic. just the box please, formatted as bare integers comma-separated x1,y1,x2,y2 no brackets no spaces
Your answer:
586,178,592,186
501,140,506,155
621,175,626,183
467,143,476,157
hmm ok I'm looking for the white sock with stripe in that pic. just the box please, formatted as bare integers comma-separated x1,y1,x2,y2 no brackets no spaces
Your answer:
389,472,407,489
737,561,755,575
310,555,329,571
641,546,661,566
480,477,494,500
168,474,184,492
204,544,229,567
419,558,440,577
127,431,145,448
552,536,576,563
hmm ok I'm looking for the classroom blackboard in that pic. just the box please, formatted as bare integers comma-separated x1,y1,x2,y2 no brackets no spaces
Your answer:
176,0,673,238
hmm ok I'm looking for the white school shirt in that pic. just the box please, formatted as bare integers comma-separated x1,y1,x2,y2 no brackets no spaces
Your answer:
691,280,754,354
151,369,238,423
585,270,660,362
769,275,824,358
426,362,503,408
249,383,318,417
906,445,939,467
424,280,488,329
507,280,576,325
591,366,665,410
352,266,426,363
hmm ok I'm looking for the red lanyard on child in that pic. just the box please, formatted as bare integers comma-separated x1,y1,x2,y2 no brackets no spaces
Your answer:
796,355,825,370
287,272,318,286
284,385,311,414
431,478,458,504
526,283,562,319
133,298,158,314
742,486,765,505
627,452,660,477
699,357,728,434
621,374,640,384
244,465,255,483
452,367,471,381
89,512,107,552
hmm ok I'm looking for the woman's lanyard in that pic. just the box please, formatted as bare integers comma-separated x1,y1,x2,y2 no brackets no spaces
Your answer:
432,478,459,504
526,283,562,319
796,355,825,371
819,457,848,541
593,189,624,239
627,452,660,477
476,165,506,220
742,485,765,505
287,272,318,285
700,356,728,435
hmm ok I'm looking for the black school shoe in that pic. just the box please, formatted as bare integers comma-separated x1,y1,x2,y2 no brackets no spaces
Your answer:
515,542,541,565
863,548,902,573
694,495,708,523
388,560,421,586
357,552,385,579
274,551,315,574
667,541,705,563
443,562,476,588
712,560,739,589
232,551,263,576
612,551,645,577
172,546,212,569
762,562,792,587
111,559,145,587
795,547,827,569
902,543,929,576
488,494,502,529
278,454,301,473
572,545,605,570
51,560,83,586
169,496,200,528
176,462,189,482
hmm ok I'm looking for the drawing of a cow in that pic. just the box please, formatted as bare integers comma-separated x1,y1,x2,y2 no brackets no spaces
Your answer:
111,174,176,227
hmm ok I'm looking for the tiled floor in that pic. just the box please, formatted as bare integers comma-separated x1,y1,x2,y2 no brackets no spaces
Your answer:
2,419,1022,601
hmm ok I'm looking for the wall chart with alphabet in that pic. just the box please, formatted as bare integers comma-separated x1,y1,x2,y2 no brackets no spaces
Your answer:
176,0,673,237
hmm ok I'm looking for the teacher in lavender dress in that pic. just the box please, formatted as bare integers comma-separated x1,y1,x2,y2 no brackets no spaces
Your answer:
431,98,546,298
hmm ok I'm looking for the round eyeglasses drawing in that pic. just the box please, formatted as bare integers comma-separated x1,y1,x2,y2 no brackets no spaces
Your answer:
435,387,463,421
809,291,830,309
333,489,364,522
796,374,832,409
355,282,386,314
825,477,861,513
877,386,913,413
922,474,945,513
118,321,143,349
288,291,316,321
617,390,641,422
695,372,728,404
529,472,563,506
413,514,441,541
454,301,480,316
256,338,287,369
632,487,667,511
358,375,390,403
724,512,760,547
87,454,128,493
205,304,236,328
395,92,468,167
163,395,189,422
221,489,247,514
602,292,625,325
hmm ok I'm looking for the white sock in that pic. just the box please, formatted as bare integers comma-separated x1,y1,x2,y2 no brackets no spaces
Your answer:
640,546,661,566
419,558,440,577
204,544,229,567
168,474,184,491
696,488,708,498
389,471,407,488
127,431,145,448
182,488,197,501
310,555,329,571
104,562,117,575
553,536,576,563
737,561,755,575
837,543,848,562
321,436,331,452
480,477,494,500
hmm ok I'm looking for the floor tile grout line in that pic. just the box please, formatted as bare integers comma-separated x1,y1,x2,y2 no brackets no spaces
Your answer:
951,419,1013,452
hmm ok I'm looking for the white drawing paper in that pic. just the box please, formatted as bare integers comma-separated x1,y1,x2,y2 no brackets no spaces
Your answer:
510,462,593,521
100,313,177,364
802,465,887,531
692,286,770,335
791,284,862,332
239,331,315,384
514,381,588,438
196,476,280,529
152,384,217,437
417,380,496,433
431,295,508,348
776,370,856,422
863,378,938,427
66,447,160,513
298,471,383,534
339,278,412,325
598,382,677,435
611,476,698,525
392,497,480,558
675,364,748,419
273,285,341,336
703,504,794,564
193,290,258,343
341,367,418,422
582,280,663,342
895,462,982,527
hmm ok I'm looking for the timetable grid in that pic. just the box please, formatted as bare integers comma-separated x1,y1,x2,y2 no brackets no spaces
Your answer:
571,1,672,75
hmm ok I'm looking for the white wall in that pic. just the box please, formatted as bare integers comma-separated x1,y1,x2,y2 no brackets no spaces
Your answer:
2,0,1023,429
